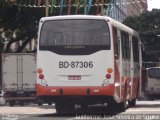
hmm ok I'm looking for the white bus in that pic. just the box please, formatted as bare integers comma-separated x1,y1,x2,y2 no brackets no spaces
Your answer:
36,15,143,114
142,67,160,99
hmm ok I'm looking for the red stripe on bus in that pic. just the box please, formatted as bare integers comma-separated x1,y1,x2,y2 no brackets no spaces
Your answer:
36,84,115,96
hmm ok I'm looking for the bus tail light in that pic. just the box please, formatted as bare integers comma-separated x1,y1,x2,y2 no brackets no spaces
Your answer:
37,68,43,74
39,74,44,79
106,74,111,79
107,68,113,73
103,68,112,86
37,68,45,79
106,68,113,79
37,68,47,86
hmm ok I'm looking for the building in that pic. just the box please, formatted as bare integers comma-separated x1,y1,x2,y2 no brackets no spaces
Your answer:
126,0,148,17
6,0,148,23
107,0,148,22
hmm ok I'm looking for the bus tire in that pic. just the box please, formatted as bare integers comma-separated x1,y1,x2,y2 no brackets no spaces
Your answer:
48,102,52,105
108,101,117,113
19,101,24,106
128,99,136,107
118,85,127,112
118,101,126,112
108,100,126,113
81,104,88,109
38,102,43,106
55,101,75,114
9,101,15,106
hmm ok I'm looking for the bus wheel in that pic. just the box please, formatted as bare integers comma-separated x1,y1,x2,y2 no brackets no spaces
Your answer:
118,87,127,112
128,99,136,107
81,104,88,109
48,102,52,105
118,101,126,112
9,101,15,106
108,101,117,114
19,101,24,106
55,102,75,114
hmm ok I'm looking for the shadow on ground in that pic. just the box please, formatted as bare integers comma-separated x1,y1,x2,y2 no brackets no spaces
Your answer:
36,104,123,118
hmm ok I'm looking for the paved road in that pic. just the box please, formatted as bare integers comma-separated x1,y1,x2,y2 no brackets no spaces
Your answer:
0,100,160,120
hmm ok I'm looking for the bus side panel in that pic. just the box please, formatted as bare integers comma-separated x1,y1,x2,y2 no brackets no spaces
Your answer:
114,60,121,102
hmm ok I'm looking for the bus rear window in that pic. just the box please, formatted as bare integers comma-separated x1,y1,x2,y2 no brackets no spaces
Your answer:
39,19,110,55
148,68,160,78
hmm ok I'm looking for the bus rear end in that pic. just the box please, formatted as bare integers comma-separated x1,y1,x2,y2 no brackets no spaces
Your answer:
36,16,115,113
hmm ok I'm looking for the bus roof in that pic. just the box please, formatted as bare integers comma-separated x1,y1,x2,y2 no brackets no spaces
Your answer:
41,15,138,34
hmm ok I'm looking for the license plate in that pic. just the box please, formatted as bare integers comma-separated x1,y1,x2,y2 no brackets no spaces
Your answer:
68,75,81,80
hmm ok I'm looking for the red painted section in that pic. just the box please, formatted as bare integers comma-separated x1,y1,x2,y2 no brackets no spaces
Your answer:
114,61,121,100
36,84,115,96
113,26,121,102
120,76,139,101
132,77,139,98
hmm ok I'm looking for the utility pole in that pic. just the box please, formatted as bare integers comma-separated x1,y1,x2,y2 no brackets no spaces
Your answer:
45,0,49,17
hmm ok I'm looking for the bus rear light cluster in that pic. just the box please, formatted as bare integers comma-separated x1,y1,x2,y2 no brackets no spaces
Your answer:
107,68,113,73
103,68,113,86
106,68,113,79
37,68,47,86
37,68,45,80
106,74,111,79
39,74,44,79
37,68,43,74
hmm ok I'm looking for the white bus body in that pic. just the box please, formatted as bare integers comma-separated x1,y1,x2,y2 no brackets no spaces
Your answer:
36,15,142,114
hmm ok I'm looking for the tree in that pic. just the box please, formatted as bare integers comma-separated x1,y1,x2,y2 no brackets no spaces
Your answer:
0,0,111,88
0,0,112,53
0,0,44,53
123,10,160,31
123,9,160,62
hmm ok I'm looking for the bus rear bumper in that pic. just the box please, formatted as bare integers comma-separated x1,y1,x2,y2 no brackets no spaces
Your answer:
36,84,114,97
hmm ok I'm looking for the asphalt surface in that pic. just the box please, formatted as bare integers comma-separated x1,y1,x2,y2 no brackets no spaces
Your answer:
0,100,160,120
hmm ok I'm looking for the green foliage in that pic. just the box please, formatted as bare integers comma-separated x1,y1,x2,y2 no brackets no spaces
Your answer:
0,0,112,53
123,10,160,32
123,9,160,61
0,37,4,53
0,1,44,53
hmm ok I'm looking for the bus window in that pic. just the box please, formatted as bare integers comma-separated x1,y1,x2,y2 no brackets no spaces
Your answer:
148,68,160,78
132,36,139,62
40,19,110,55
121,31,130,60
113,27,119,59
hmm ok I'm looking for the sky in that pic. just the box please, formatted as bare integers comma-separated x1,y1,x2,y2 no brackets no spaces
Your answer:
147,0,160,11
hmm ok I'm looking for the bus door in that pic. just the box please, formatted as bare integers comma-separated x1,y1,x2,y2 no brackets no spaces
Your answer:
131,37,140,98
